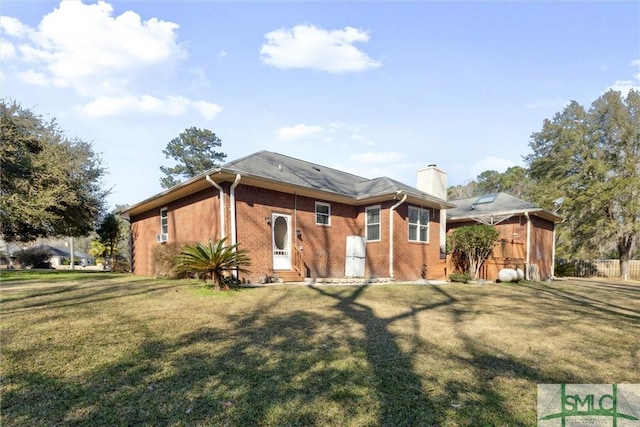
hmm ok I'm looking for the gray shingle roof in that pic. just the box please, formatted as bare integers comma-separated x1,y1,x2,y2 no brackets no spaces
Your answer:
221,151,447,203
121,150,453,216
31,245,95,260
447,192,561,223
222,151,368,197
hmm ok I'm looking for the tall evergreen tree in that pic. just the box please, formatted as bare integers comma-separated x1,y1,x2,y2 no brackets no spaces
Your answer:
525,89,640,279
159,127,226,188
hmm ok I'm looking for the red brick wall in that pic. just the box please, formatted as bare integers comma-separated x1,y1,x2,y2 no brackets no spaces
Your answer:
234,185,363,281
130,187,220,277
392,204,448,281
130,182,445,282
130,208,158,277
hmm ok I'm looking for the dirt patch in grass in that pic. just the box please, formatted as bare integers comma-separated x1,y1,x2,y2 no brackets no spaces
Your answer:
1,275,639,426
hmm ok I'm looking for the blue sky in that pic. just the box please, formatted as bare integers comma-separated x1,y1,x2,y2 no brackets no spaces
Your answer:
2,1,639,209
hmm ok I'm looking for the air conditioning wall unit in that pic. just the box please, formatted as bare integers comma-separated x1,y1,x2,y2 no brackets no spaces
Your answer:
156,233,168,243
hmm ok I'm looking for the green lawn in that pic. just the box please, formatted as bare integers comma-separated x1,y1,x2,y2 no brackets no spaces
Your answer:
1,272,638,426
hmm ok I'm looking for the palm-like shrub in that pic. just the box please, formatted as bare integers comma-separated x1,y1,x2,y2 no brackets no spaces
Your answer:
89,240,108,269
174,238,251,290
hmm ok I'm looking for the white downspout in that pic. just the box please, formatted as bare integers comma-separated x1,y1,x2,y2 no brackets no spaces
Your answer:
229,174,241,247
389,191,407,280
229,174,241,279
206,175,225,241
525,212,531,280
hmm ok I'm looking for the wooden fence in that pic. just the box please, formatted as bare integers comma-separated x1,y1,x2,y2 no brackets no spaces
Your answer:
556,259,640,279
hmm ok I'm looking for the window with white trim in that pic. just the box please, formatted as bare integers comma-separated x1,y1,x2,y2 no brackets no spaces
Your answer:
160,208,168,235
408,206,429,243
315,202,330,225
365,206,381,241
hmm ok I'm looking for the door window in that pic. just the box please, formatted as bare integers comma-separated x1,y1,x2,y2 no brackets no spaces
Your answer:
273,216,288,250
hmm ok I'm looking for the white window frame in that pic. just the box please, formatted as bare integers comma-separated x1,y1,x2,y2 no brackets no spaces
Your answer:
160,207,168,236
408,206,430,243
365,205,381,241
315,202,331,226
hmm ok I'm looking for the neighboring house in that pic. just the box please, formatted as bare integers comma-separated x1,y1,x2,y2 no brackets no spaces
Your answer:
0,240,22,268
31,245,96,268
446,193,562,281
121,151,455,283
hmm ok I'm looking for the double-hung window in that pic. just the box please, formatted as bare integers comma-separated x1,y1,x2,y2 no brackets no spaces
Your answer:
408,206,429,243
365,206,381,241
160,208,168,236
315,202,330,226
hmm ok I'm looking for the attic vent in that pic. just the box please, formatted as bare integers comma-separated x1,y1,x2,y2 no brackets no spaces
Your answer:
313,166,321,172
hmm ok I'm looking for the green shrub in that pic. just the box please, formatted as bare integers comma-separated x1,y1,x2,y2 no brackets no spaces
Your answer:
449,273,472,283
110,258,130,273
152,242,184,278
174,238,251,290
449,225,499,280
14,247,52,269
554,260,575,277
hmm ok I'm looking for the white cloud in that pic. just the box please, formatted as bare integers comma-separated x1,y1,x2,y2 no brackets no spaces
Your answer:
608,59,640,94
276,124,325,140
260,24,381,73
0,40,16,61
2,1,185,95
193,100,224,120
0,15,31,37
2,1,226,120
78,95,222,120
610,80,640,94
17,69,50,86
350,151,404,164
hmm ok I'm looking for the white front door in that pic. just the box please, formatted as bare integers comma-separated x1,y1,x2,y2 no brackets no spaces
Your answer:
272,213,291,270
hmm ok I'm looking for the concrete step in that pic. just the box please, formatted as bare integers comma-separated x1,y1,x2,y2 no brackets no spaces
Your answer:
274,270,304,283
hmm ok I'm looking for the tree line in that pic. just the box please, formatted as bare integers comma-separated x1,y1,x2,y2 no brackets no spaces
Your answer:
446,90,639,279
1,90,638,278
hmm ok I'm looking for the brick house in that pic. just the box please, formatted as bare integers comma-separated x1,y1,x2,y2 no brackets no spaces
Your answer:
446,192,562,281
121,151,455,283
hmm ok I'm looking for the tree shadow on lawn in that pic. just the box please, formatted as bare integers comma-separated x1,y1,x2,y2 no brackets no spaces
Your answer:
4,283,616,426
4,308,384,426
306,284,578,427
519,281,640,322
0,279,189,312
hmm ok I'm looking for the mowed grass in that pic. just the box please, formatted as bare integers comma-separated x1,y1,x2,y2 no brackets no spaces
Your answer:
1,272,639,426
